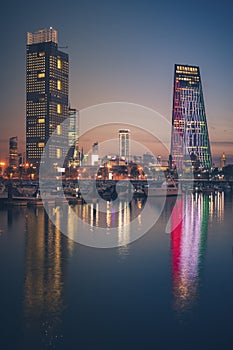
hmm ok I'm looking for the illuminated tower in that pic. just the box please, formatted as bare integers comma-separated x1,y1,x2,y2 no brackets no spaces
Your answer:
119,129,130,162
221,152,226,168
26,27,69,168
171,64,212,169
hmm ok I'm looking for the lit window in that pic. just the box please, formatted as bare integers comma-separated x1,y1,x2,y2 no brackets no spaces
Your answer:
38,118,45,123
39,52,45,57
38,73,45,78
57,125,62,135
57,80,61,90
57,104,62,114
38,142,45,147
57,149,61,158
57,58,62,69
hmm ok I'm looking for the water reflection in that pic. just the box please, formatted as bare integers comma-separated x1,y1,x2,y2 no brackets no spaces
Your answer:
171,192,225,311
171,194,208,311
23,207,69,349
50,197,147,252
209,191,225,223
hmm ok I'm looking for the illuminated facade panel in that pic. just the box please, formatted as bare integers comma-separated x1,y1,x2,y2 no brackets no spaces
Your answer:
26,27,69,167
171,64,212,169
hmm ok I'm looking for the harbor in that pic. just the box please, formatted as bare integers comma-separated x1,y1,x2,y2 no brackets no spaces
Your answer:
0,178,232,207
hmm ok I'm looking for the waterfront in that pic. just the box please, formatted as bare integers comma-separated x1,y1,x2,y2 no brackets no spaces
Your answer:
0,192,233,350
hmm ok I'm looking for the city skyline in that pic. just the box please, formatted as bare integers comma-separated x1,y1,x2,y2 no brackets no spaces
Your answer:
0,0,232,163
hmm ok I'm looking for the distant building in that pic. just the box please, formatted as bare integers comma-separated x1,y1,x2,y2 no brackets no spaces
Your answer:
26,27,69,168
9,136,18,169
91,142,99,166
142,153,155,165
171,64,212,170
65,107,79,166
221,152,226,168
157,155,162,166
92,142,98,154
119,129,130,162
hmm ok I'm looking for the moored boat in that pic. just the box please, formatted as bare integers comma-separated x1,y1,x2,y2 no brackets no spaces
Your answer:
146,178,180,197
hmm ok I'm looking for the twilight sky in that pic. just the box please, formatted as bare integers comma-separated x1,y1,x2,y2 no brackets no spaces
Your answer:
0,0,232,164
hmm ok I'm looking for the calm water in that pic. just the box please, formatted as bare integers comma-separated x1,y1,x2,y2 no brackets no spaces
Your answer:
0,192,233,350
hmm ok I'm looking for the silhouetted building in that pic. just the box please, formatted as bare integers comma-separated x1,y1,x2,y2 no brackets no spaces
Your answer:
171,64,212,170
65,107,78,166
26,27,69,168
90,142,99,166
9,136,18,169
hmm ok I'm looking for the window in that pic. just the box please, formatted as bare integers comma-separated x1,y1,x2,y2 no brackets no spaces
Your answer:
57,148,61,158
57,80,61,90
57,58,62,69
57,125,62,135
38,118,45,123
38,73,45,78
38,142,45,147
57,104,62,114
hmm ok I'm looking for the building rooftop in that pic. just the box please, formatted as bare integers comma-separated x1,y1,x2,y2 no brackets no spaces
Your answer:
27,27,58,45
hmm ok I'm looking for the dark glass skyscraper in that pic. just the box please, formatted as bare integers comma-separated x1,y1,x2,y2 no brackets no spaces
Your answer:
9,136,18,169
171,64,212,170
26,27,69,168
65,107,79,166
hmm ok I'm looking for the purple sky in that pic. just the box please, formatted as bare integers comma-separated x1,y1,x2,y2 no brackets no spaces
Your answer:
0,0,232,165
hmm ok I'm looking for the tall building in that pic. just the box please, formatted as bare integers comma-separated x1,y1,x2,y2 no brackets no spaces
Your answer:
171,64,212,170
119,129,130,161
9,136,18,169
26,27,69,168
65,107,79,166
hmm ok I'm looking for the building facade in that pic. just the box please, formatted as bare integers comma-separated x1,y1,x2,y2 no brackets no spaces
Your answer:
119,129,130,162
26,27,69,168
171,64,212,170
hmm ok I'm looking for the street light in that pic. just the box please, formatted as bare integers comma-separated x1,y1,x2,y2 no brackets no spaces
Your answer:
0,161,6,176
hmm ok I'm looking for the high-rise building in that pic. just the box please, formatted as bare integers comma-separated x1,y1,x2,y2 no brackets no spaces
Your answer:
119,129,130,162
26,27,69,168
65,107,79,166
68,107,78,148
171,64,212,170
9,136,18,169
